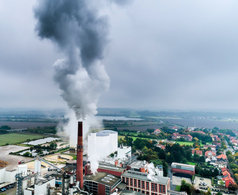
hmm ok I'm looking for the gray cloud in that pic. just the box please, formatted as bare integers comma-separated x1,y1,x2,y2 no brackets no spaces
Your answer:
1,0,238,111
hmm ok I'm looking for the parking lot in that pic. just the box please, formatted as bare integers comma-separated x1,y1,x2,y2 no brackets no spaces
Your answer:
194,176,212,189
172,176,192,186
0,183,16,194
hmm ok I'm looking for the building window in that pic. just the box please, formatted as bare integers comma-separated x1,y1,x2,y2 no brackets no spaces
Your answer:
138,180,141,188
134,179,137,187
151,183,154,191
154,183,157,192
130,178,133,186
126,178,129,185
162,185,165,193
146,182,149,190
159,184,162,193
142,181,145,189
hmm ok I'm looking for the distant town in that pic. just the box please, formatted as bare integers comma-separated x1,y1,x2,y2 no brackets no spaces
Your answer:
0,110,238,195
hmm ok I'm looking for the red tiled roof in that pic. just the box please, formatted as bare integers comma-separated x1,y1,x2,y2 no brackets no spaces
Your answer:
205,150,216,157
192,149,202,156
217,154,227,160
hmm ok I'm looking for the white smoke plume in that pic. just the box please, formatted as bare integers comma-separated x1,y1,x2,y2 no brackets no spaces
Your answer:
34,0,131,172
34,0,110,146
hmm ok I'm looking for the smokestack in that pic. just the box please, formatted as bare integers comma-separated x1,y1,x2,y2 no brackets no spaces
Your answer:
76,121,83,189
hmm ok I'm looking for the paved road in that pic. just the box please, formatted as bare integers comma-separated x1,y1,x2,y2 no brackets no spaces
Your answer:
168,166,176,191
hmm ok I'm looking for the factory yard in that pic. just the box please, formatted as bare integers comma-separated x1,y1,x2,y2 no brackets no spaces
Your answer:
172,176,192,186
44,154,73,163
0,133,45,146
0,145,31,169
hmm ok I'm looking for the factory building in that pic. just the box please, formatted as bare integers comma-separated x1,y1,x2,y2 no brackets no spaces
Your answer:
84,172,122,195
24,177,55,195
121,170,170,195
97,162,127,177
171,162,195,177
117,146,132,160
0,164,28,184
88,130,118,159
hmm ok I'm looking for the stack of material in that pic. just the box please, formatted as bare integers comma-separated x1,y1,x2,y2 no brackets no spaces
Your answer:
0,160,7,168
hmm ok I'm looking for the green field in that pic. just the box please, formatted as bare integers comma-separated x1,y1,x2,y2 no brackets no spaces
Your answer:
119,135,152,141
176,141,194,146
0,133,45,146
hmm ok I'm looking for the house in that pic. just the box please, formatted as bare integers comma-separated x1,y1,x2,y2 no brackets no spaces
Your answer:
193,131,205,135
192,149,203,156
156,144,165,150
217,154,227,161
153,129,161,135
222,169,236,188
172,133,193,141
205,150,216,158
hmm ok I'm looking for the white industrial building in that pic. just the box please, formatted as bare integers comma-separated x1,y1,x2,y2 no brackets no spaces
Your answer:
87,130,118,160
117,146,131,160
24,178,55,195
0,164,28,184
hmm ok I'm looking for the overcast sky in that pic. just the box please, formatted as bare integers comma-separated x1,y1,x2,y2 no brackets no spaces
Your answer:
1,0,238,111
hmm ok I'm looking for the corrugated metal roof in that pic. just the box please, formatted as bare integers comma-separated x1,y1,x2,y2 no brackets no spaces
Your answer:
171,162,195,172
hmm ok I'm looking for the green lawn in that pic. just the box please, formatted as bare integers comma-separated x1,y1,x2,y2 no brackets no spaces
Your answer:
175,185,181,191
119,135,152,141
0,133,45,146
187,162,196,165
176,141,194,146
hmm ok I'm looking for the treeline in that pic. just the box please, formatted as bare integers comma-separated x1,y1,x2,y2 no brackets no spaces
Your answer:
0,125,11,134
190,132,212,143
27,126,56,134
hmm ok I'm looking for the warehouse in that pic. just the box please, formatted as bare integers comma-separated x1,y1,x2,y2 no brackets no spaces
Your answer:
171,162,195,177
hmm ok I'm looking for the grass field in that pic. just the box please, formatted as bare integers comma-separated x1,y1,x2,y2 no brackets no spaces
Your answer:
0,133,45,146
187,162,196,165
176,141,194,146
119,135,152,141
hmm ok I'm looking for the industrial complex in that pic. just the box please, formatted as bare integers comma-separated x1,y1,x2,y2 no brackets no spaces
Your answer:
0,122,173,195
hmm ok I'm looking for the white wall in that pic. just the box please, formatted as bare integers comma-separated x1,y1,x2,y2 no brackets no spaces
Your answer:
5,170,17,183
0,168,5,183
35,178,55,195
18,164,28,176
88,130,118,159
24,189,33,195
117,146,131,160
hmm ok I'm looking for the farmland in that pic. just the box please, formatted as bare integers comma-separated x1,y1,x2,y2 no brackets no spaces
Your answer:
0,133,45,146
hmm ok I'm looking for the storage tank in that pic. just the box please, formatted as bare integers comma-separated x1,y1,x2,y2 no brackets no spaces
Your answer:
88,130,118,160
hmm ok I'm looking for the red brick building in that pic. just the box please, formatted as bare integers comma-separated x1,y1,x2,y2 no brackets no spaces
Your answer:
121,170,170,195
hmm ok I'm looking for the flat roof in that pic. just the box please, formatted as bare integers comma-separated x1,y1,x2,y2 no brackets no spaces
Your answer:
84,172,121,187
99,163,125,173
129,161,145,169
122,170,169,185
171,162,195,171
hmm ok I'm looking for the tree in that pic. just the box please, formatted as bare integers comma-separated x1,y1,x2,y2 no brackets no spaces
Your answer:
23,152,32,157
180,180,192,195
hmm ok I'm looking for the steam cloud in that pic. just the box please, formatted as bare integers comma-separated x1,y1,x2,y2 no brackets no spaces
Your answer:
34,0,130,172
